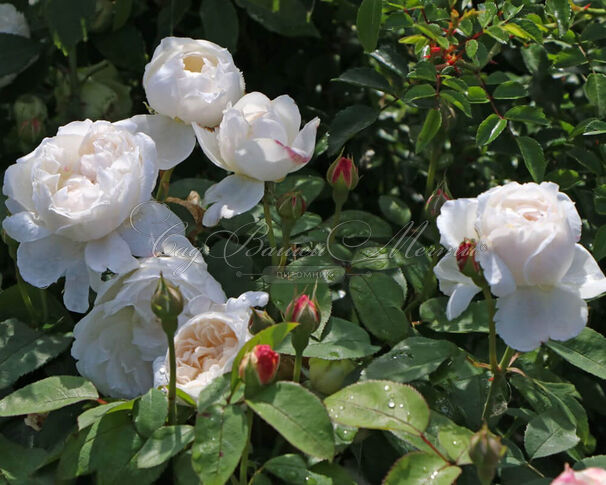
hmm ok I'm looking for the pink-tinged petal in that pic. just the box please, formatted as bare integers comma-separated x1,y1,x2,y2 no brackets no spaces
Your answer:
275,140,309,164
495,287,587,352
291,117,320,162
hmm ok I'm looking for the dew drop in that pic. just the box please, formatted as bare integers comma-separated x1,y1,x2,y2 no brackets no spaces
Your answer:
387,401,395,409
384,385,390,391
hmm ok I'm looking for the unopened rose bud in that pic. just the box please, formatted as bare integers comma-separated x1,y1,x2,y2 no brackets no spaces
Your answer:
327,156,359,192
14,95,47,147
456,239,481,278
276,191,306,223
151,273,183,335
309,358,355,395
285,294,321,333
249,308,276,334
551,464,606,485
469,424,506,485
426,188,450,217
239,344,280,386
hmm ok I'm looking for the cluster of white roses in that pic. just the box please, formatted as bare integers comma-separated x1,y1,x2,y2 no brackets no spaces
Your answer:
435,181,606,351
2,36,319,399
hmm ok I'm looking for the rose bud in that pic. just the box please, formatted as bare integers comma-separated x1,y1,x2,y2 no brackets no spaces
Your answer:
285,294,321,333
309,358,355,395
248,308,276,334
14,94,47,148
239,344,280,386
327,156,359,193
151,273,184,335
551,464,606,485
456,239,481,278
425,188,451,218
276,191,306,223
469,424,506,485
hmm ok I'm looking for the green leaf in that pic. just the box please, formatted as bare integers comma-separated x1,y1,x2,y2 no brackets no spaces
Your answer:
504,105,549,125
356,0,382,52
0,34,40,78
351,246,406,271
383,452,461,485
478,2,497,28
378,195,411,226
137,425,194,468
493,81,526,99
365,337,456,383
419,297,490,333
78,401,132,430
414,23,449,49
403,84,436,102
112,0,133,30
516,136,546,183
546,328,606,380
476,114,507,146
485,25,509,44
0,434,48,482
263,454,332,485
234,0,319,37
335,67,392,93
192,404,248,485
0,375,98,416
584,73,606,117
276,317,380,360
93,25,146,70
546,0,571,36
325,209,392,239
407,61,436,82
200,0,239,52
45,0,96,52
467,86,489,103
370,45,408,78
133,388,168,437
230,322,298,389
327,105,378,155
415,108,442,154
0,319,72,389
465,39,478,58
324,380,430,435
274,175,325,204
350,273,409,343
440,90,472,117
524,407,579,459
593,225,606,261
246,381,335,459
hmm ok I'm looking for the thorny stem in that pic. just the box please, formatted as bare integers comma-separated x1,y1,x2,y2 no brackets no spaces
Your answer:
293,351,303,383
263,183,279,266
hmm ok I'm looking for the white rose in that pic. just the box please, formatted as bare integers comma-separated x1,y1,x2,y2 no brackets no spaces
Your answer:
71,249,226,399
143,37,245,127
2,116,195,312
435,182,606,351
0,4,31,88
153,291,268,400
194,92,319,226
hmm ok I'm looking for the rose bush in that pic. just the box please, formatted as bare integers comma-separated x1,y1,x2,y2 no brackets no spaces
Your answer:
1,1,606,484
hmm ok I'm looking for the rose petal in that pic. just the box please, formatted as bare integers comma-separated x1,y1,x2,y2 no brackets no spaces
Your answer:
561,244,606,299
437,198,478,249
202,174,264,227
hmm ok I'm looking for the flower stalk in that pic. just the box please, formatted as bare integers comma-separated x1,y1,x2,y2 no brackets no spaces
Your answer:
263,182,279,266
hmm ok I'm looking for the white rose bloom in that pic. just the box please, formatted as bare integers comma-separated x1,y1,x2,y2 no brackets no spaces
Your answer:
0,4,31,88
2,116,195,312
71,248,226,399
435,182,606,351
153,291,268,400
194,92,320,226
143,37,245,127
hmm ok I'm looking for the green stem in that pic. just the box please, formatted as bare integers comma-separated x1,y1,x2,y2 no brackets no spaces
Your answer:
167,330,177,425
278,221,293,268
155,168,174,201
240,407,254,485
425,147,439,199
329,200,344,246
16,269,36,324
498,346,516,371
39,288,48,323
482,285,498,375
263,183,278,266
293,351,303,383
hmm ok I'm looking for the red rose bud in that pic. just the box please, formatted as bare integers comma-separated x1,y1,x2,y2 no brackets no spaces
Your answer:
276,191,306,222
285,294,321,332
327,156,359,192
456,239,480,277
239,344,280,385
248,308,276,334
425,188,451,217
469,424,506,485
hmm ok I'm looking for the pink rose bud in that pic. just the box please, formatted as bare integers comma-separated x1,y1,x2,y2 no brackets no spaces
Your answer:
285,294,321,333
276,191,306,222
551,464,606,485
239,344,280,385
426,188,451,217
456,239,480,277
326,156,359,192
